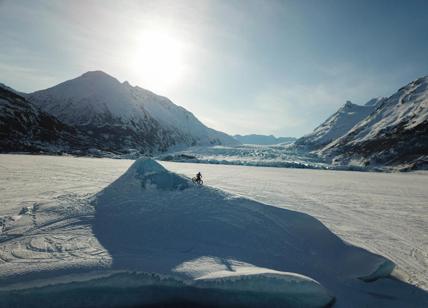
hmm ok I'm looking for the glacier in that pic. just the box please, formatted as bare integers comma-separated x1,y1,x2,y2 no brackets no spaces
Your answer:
159,144,329,170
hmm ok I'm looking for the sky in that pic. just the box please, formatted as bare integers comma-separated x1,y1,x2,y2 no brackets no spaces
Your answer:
1,0,428,137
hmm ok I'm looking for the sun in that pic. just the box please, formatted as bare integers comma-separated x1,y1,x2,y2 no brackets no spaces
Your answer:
130,30,187,92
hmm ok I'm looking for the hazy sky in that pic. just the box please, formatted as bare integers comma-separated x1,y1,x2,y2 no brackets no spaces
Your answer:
1,0,428,137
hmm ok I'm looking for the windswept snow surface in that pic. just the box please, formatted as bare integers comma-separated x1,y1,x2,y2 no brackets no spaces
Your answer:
0,155,427,307
164,161,428,291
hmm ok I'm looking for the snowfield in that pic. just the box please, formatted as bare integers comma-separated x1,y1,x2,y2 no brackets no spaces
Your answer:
0,154,427,307
164,160,428,289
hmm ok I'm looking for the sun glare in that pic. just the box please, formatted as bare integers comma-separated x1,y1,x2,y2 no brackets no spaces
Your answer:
130,30,187,92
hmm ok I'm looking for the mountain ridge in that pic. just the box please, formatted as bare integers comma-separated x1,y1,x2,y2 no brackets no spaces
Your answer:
295,75,428,170
295,98,384,150
26,71,237,154
319,76,428,169
233,134,296,145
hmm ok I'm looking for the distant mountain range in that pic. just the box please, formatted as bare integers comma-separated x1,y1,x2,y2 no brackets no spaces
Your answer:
233,134,296,145
296,76,428,170
0,71,237,156
1,72,427,170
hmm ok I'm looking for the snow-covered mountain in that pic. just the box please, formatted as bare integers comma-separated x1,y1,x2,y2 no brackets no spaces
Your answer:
27,71,237,154
320,76,428,169
233,134,296,145
295,98,385,150
0,85,97,153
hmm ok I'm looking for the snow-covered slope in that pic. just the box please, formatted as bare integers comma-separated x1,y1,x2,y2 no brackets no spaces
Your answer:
1,155,427,307
0,85,95,153
295,98,384,150
92,159,397,304
27,71,237,154
233,134,296,145
320,76,428,169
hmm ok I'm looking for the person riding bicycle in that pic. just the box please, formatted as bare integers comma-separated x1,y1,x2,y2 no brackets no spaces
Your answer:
196,172,202,182
192,172,203,185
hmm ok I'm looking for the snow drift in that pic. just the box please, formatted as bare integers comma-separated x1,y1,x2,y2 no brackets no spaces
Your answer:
90,158,395,306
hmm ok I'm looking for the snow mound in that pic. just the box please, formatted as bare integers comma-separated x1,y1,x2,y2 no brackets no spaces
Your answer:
92,158,396,306
119,157,189,191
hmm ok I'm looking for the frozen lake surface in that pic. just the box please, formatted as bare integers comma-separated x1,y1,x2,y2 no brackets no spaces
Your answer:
162,160,428,290
0,154,427,306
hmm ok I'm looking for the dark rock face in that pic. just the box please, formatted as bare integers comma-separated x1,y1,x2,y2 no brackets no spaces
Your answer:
327,121,428,167
1,87,72,152
0,87,105,155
